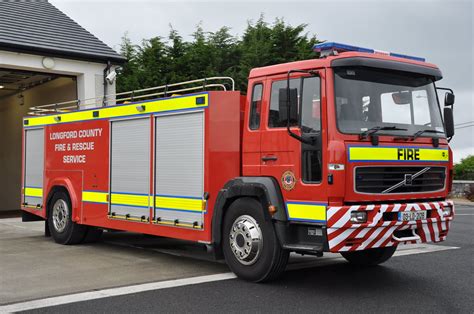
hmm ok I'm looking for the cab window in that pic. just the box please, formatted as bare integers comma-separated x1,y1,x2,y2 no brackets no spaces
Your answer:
268,78,299,128
249,83,263,130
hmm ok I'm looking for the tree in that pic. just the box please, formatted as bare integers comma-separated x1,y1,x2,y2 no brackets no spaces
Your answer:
116,33,141,92
454,155,474,180
116,17,321,93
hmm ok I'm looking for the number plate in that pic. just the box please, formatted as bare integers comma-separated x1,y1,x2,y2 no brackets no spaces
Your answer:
398,211,427,222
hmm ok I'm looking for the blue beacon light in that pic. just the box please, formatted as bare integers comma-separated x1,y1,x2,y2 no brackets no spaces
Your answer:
313,42,426,62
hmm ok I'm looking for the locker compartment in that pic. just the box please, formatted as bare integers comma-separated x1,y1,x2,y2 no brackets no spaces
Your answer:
155,111,205,227
24,128,44,208
110,118,151,221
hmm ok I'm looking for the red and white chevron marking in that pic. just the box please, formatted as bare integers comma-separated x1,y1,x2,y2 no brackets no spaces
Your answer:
327,200,454,252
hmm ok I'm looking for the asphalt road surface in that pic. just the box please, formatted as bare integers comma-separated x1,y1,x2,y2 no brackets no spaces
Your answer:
3,205,473,313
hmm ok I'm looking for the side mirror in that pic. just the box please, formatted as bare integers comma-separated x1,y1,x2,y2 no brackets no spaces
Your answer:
445,92,455,106
443,107,455,138
279,88,298,125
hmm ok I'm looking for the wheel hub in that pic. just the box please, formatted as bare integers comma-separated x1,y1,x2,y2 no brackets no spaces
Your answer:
52,199,69,233
229,215,263,265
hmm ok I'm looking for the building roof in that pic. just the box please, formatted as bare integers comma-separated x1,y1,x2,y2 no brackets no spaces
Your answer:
0,0,126,64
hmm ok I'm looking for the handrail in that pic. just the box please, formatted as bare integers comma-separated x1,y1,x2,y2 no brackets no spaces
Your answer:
27,77,235,116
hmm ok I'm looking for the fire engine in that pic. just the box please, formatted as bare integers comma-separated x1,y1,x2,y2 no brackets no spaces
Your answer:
21,42,456,282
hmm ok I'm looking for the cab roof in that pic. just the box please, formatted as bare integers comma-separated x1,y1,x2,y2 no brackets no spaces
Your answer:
248,51,441,80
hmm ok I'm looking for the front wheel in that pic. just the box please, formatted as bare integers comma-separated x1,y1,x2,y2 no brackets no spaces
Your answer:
341,246,397,266
222,198,289,282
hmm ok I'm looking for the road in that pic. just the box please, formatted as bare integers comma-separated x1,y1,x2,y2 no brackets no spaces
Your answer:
1,205,473,313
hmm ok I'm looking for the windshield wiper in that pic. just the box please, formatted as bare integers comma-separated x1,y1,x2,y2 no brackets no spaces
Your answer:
410,129,444,140
359,126,408,139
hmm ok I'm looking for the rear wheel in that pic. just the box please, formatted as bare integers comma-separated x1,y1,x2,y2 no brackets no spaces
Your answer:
341,246,397,266
222,198,289,282
48,191,87,245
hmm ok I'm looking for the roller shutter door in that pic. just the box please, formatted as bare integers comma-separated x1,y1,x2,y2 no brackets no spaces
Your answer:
155,111,204,226
110,118,150,220
24,128,44,207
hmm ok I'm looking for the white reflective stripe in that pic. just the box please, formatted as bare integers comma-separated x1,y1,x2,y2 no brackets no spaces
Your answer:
433,202,447,230
326,206,343,220
358,227,385,250
431,220,440,242
422,223,432,242
366,204,375,211
328,228,354,248
372,226,398,248
368,204,388,227
355,227,372,239
391,204,402,212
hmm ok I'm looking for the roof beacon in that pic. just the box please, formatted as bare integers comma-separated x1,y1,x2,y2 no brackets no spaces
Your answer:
313,42,425,62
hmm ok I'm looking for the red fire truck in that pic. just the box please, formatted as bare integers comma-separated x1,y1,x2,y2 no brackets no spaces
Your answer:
21,43,456,282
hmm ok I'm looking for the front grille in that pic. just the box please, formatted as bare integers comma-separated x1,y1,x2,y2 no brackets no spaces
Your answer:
355,166,446,194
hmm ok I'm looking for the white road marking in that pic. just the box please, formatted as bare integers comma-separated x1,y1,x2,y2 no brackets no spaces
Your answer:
392,244,459,256
0,273,237,313
288,244,459,270
455,214,474,216
0,244,459,313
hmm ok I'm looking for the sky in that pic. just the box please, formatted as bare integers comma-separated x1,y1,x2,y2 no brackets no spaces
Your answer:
51,0,474,162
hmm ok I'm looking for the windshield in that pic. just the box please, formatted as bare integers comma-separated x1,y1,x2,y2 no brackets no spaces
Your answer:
334,67,445,138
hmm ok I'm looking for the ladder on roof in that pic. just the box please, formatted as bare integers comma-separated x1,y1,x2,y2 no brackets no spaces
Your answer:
27,76,235,116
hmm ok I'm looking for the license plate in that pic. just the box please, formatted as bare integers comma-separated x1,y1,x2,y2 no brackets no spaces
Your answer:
398,211,427,221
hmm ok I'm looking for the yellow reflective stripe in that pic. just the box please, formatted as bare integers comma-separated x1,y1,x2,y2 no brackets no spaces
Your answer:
111,193,149,207
287,202,326,222
155,196,204,212
24,187,43,197
24,93,208,127
82,191,108,204
348,146,449,162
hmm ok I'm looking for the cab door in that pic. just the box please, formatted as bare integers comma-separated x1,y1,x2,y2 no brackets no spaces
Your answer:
242,81,264,176
260,71,326,204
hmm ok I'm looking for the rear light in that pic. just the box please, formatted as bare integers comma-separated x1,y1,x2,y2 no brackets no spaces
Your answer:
350,211,367,223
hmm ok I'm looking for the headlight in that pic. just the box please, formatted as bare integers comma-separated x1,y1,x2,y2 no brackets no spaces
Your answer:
350,211,367,223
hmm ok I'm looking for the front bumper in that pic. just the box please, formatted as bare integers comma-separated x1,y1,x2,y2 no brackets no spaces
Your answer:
326,200,454,252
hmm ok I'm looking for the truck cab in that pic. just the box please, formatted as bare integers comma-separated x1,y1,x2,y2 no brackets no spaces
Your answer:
225,43,455,278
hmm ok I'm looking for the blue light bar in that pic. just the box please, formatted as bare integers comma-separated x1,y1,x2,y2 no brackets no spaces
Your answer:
313,42,425,62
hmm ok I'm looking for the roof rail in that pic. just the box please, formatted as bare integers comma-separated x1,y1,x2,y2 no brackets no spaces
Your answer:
27,76,235,116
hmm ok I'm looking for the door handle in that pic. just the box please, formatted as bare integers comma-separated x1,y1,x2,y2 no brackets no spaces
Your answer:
262,155,278,162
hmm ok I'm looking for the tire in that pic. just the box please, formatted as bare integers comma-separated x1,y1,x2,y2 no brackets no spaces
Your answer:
341,246,397,266
48,190,87,245
81,227,103,243
222,197,289,282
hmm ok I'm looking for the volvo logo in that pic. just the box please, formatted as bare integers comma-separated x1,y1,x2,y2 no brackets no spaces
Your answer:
382,167,431,194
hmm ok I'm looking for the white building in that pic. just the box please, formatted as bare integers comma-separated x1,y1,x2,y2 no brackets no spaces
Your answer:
0,0,126,213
